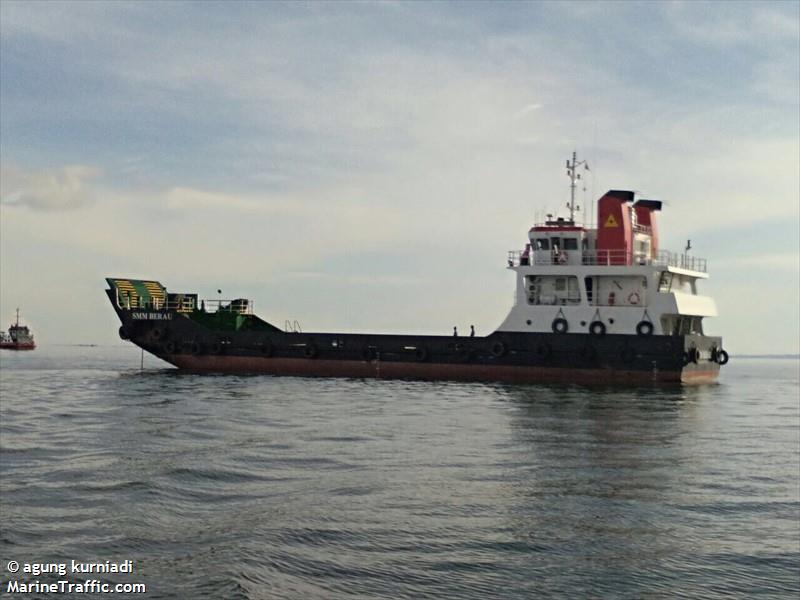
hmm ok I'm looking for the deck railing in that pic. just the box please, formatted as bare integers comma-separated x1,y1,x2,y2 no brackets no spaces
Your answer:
199,299,254,314
508,249,707,272
654,251,707,273
117,293,253,314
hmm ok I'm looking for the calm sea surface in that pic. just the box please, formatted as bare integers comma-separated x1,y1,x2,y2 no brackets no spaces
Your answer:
1,346,798,599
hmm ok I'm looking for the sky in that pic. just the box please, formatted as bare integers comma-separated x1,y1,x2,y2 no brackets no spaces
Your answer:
1,0,798,354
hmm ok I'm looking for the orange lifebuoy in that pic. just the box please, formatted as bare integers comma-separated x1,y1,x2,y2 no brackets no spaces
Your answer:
628,292,641,305
558,251,569,264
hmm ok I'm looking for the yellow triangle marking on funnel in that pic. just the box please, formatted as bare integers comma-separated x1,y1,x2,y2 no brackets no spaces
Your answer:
604,214,619,228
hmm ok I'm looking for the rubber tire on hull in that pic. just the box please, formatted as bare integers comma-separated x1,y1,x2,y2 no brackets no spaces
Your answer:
682,347,700,366
636,321,654,337
552,318,569,334
717,349,729,365
589,321,606,336
491,341,507,357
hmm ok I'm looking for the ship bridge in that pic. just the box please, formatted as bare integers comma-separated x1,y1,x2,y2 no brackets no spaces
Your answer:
507,190,707,275
497,182,716,337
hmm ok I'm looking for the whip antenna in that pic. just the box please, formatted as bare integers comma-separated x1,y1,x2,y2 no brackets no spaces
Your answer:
566,151,589,224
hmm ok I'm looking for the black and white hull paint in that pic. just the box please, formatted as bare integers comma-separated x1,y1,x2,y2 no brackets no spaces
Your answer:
106,158,728,384
111,300,721,384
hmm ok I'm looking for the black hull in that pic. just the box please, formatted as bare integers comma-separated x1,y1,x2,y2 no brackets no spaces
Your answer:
111,299,721,385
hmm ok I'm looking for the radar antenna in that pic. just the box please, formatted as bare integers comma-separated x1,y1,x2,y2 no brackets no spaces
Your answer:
565,151,589,223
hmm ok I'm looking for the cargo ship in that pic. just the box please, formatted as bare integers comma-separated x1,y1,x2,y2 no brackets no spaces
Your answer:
0,309,36,350
106,157,727,384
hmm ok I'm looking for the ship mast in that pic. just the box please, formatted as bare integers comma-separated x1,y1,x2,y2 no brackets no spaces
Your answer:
565,151,589,224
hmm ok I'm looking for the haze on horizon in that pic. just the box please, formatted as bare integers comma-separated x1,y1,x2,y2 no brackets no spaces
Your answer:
1,1,798,355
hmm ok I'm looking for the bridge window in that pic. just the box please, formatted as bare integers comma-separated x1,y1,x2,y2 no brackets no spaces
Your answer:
658,271,672,292
661,315,704,336
526,275,580,305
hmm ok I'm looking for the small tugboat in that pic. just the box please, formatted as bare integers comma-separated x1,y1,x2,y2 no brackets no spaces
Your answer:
0,309,36,351
105,155,727,384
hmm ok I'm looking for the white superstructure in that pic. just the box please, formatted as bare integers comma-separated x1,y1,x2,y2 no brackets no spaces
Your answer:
497,161,715,338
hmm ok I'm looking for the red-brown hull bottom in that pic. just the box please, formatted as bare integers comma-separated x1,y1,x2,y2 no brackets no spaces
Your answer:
0,344,35,351
168,355,718,385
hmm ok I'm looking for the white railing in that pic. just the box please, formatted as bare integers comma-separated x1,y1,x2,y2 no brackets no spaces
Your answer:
508,249,707,272
654,250,708,273
118,293,169,310
164,298,196,312
118,291,254,314
200,299,254,314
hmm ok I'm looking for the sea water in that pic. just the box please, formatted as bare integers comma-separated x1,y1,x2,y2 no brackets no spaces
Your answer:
1,346,798,599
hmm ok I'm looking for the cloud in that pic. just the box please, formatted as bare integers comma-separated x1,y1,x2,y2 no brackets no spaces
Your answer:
663,1,799,45
1,2,798,350
512,103,543,120
0,164,100,211
163,187,268,213
715,253,800,272
285,271,423,287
